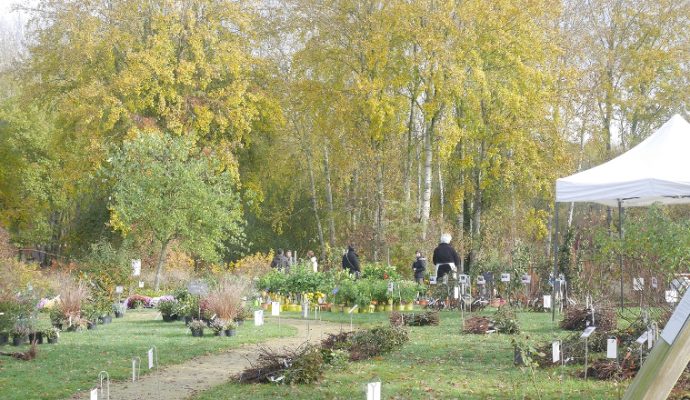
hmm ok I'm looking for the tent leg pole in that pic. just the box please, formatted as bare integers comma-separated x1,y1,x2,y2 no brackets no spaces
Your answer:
552,201,559,322
618,200,624,312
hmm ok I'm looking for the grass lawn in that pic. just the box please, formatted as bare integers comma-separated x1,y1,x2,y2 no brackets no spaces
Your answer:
195,309,625,399
0,309,296,400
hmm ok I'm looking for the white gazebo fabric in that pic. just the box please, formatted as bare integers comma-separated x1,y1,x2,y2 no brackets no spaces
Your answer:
556,114,690,207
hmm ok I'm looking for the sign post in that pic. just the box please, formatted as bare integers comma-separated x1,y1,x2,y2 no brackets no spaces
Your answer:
624,288,690,399
581,327,596,379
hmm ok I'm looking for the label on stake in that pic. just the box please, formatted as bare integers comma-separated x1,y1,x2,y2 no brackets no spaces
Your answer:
148,348,154,369
607,338,617,359
501,273,510,283
543,295,552,309
453,287,459,299
90,388,98,400
552,341,560,363
271,302,280,316
366,381,381,400
254,310,264,326
581,326,596,338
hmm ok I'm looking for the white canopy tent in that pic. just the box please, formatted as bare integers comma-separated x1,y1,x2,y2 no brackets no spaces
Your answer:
552,114,690,316
557,114,690,207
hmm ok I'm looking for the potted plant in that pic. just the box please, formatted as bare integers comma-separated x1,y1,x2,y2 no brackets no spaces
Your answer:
210,318,227,336
158,298,179,322
113,302,126,318
44,326,60,344
11,323,30,346
49,307,64,329
0,301,15,345
82,303,99,330
225,320,238,337
189,319,205,337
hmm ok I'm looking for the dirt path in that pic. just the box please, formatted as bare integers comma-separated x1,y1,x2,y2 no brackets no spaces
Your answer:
73,318,345,400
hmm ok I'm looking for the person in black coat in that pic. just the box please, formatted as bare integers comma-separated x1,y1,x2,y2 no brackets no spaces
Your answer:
270,249,289,272
342,244,361,278
432,233,460,282
412,251,427,284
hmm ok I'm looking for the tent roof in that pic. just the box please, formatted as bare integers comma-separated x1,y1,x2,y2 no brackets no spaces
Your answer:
556,114,690,207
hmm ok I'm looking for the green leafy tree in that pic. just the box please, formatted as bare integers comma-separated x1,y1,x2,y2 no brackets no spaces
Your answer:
108,133,244,290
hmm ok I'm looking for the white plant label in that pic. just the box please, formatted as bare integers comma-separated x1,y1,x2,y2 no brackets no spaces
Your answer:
552,341,560,363
633,278,644,291
543,295,552,309
90,388,98,400
131,259,141,276
387,282,394,293
366,381,381,400
138,281,144,288
521,275,531,284
459,274,469,285
271,302,280,316
581,326,596,338
607,338,617,359
651,277,658,289
666,290,679,304
132,359,137,381
476,276,485,285
636,331,649,345
254,310,264,326
115,286,124,294
453,286,459,299
501,273,510,283
348,305,358,314
647,329,654,349
148,348,154,369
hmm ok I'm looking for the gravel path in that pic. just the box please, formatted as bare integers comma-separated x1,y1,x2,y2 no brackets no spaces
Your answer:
72,317,345,400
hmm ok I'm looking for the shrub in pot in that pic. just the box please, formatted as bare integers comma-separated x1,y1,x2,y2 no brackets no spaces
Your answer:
210,319,227,336
44,326,60,344
225,320,238,337
113,302,126,318
189,319,205,337
158,298,179,322
11,324,30,346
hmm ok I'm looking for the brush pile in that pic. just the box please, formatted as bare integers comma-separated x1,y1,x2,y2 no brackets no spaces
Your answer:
0,343,37,361
560,305,616,332
579,354,639,380
390,311,439,327
236,344,323,384
463,316,493,334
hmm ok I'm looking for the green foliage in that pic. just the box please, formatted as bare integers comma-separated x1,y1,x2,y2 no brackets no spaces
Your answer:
361,263,400,280
108,133,245,288
494,307,521,334
348,326,410,361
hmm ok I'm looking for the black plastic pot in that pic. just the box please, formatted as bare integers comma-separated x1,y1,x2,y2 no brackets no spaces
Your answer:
87,322,97,330
191,329,204,337
0,332,8,346
12,335,27,346
47,337,58,344
99,315,112,324
214,330,226,337
28,332,44,344
225,329,237,337
162,314,177,322
115,311,124,318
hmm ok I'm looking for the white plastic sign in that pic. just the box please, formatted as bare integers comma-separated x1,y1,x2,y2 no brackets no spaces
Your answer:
387,282,394,293
633,278,644,291
543,295,552,309
476,276,485,285
131,259,141,276
521,274,531,284
607,338,617,359
552,341,560,363
581,326,596,338
138,281,144,288
115,286,124,294
665,290,679,304
662,289,690,344
148,348,154,369
459,274,469,284
366,381,381,400
348,305,358,314
271,302,280,316
254,310,264,326
651,277,658,288
132,359,137,381
453,287,459,299
636,331,649,344
90,388,98,400
501,273,511,283
647,329,654,349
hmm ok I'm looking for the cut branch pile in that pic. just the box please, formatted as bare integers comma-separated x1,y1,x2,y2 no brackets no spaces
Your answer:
463,316,493,334
560,305,616,332
236,344,323,384
578,353,639,380
0,343,37,361
390,311,439,327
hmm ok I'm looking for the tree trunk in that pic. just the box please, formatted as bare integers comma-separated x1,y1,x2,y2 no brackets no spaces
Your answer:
323,144,336,250
306,149,327,261
374,146,385,259
420,116,435,240
349,169,359,231
416,136,422,221
404,94,416,203
437,140,444,236
154,239,170,291
468,140,485,272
